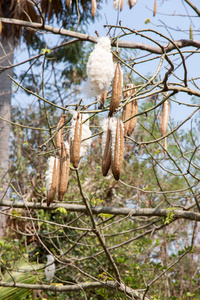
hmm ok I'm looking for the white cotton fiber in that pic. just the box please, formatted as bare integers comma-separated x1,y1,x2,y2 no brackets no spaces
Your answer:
82,36,114,98
113,0,120,9
45,156,58,195
109,117,118,161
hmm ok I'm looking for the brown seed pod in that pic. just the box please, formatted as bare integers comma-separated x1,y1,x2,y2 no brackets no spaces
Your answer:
153,0,157,17
111,118,124,180
109,62,123,117
102,119,112,176
55,115,66,149
98,90,108,109
160,96,170,152
70,113,82,168
128,0,138,9
58,142,70,201
122,84,137,135
120,0,124,11
127,99,138,136
92,0,97,18
47,157,59,207
66,0,72,9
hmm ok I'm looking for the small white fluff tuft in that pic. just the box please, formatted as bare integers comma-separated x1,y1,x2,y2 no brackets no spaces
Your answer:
82,36,114,98
101,118,110,154
45,156,56,195
64,140,70,152
113,0,120,9
45,255,55,281
109,118,118,160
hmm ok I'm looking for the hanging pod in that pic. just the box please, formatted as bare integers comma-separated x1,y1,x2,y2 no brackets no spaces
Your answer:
70,112,82,168
58,142,70,201
128,0,138,9
160,94,170,152
55,115,66,149
92,0,97,18
98,90,108,109
109,62,123,117
122,84,138,136
110,118,124,180
101,118,112,176
46,156,60,207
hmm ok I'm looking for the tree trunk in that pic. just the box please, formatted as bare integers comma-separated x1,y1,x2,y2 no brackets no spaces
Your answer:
0,38,14,237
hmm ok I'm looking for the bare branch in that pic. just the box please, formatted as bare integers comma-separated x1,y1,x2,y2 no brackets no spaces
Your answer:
1,200,200,221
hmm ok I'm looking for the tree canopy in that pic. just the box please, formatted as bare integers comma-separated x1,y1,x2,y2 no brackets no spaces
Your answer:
0,1,200,299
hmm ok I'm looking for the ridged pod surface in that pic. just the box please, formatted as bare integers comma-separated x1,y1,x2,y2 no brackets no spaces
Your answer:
122,84,137,135
102,118,111,176
70,113,82,168
55,115,66,149
160,97,170,151
46,156,59,207
109,62,123,117
58,142,70,201
110,118,124,180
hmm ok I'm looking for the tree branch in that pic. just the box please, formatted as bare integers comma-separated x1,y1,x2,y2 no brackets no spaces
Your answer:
1,200,200,221
0,280,150,300
1,18,200,53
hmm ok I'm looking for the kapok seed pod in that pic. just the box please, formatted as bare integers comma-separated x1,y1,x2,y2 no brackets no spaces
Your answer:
128,0,138,9
47,157,59,207
92,0,97,18
127,99,138,136
122,84,135,135
55,115,66,150
109,62,123,117
160,97,170,151
70,113,82,168
102,119,112,176
98,90,108,109
111,119,124,180
66,0,72,9
120,0,124,11
58,142,70,201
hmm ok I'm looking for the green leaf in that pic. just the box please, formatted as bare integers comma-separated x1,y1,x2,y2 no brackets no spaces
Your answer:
42,48,51,55
55,207,67,214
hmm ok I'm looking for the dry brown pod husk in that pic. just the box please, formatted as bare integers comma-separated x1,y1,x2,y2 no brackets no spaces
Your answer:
122,84,137,135
98,90,108,109
111,118,124,180
47,157,59,207
109,62,123,117
128,0,138,9
70,112,82,168
92,0,97,18
58,142,70,201
102,118,112,176
127,99,138,136
120,0,124,11
66,0,72,9
55,115,66,149
160,95,170,152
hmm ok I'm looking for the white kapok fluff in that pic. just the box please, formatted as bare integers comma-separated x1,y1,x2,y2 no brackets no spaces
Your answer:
45,156,58,195
82,36,114,98
45,255,55,281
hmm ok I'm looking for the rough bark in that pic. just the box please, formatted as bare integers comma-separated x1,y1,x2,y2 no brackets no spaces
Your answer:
0,38,14,237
